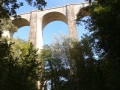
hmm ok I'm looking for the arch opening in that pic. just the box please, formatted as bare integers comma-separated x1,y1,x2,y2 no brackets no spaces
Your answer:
12,18,30,28
77,16,90,40
42,12,67,30
13,26,30,41
43,21,68,45
12,18,30,41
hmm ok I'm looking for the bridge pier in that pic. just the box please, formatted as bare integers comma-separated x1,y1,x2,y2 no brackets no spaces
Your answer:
29,12,37,46
2,31,15,38
28,4,80,50
3,3,89,90
36,15,44,50
10,3,89,50
67,4,79,40
29,11,44,50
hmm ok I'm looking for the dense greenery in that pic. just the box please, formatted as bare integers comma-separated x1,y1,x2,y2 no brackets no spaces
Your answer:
0,38,42,90
0,0,47,37
40,35,70,90
0,0,47,90
0,0,47,19
77,0,120,90
40,34,105,90
0,0,120,90
39,0,120,90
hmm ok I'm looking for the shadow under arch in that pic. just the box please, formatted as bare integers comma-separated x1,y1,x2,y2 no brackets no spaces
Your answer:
12,18,30,40
12,18,30,28
42,12,67,30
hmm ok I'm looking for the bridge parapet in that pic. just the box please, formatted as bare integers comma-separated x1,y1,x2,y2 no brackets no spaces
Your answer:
6,2,89,50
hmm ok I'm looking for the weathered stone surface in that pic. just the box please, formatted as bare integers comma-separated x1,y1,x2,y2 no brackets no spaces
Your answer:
9,3,89,50
29,12,37,46
3,3,90,90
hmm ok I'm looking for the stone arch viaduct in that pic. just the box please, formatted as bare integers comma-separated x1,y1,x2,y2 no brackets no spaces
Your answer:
4,3,89,50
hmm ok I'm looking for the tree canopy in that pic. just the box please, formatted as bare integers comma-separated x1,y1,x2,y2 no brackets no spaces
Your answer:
0,0,120,90
0,0,47,19
77,0,120,89
0,38,42,90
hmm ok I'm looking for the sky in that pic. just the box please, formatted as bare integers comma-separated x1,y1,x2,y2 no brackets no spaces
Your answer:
13,1,89,89
13,0,89,45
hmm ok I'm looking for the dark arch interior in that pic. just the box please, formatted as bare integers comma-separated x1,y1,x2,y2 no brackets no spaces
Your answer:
12,18,30,28
12,18,30,41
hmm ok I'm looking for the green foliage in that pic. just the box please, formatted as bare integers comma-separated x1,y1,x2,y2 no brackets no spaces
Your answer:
69,35,106,90
0,18,18,32
41,34,106,90
0,0,47,89
41,35,71,90
0,0,47,38
0,38,41,90
77,0,120,89
1,0,120,89
0,0,47,19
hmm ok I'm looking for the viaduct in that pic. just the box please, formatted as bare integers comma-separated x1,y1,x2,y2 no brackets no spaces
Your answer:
2,3,89,89
2,3,89,50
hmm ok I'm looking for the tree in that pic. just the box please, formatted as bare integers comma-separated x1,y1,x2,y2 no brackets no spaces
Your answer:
77,0,120,89
0,0,47,19
0,1,47,89
40,33,107,90
0,18,18,38
0,0,47,37
0,38,42,90
40,34,71,90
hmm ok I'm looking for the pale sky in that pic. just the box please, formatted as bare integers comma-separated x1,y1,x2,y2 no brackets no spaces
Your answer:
13,0,89,45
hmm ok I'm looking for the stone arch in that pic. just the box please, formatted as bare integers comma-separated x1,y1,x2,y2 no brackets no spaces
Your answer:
42,12,67,30
2,18,30,38
12,18,30,28
12,18,30,39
